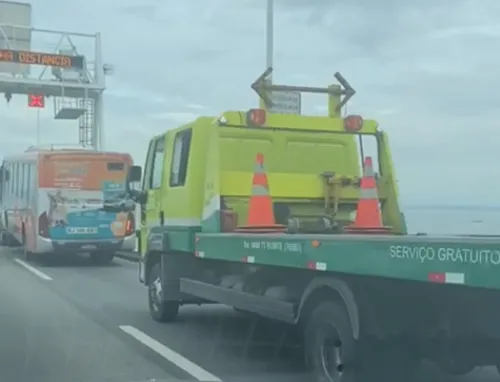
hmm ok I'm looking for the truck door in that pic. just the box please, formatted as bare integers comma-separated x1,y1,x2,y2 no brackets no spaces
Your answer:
141,135,166,255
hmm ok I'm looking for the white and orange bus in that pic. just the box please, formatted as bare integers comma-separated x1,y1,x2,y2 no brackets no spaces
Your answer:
0,145,137,264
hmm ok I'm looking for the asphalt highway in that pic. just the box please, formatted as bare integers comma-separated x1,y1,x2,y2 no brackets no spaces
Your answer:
0,246,498,382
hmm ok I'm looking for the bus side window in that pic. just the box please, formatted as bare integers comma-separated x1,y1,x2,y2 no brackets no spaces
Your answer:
0,163,5,201
29,164,35,206
18,163,22,199
10,163,15,196
25,164,30,206
19,164,24,201
14,163,19,199
4,163,11,201
17,163,22,200
30,164,38,206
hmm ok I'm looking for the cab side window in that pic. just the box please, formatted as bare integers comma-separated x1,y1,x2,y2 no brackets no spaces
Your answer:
141,141,154,191
149,137,165,189
170,129,192,187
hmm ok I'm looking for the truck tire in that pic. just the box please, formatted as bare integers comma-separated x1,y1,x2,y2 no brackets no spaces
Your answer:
148,262,179,322
304,300,356,382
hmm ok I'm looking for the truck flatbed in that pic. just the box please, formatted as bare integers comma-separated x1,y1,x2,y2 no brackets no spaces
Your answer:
195,232,500,289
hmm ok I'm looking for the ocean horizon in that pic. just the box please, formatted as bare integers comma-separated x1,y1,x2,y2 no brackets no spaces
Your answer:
404,204,500,211
401,205,500,236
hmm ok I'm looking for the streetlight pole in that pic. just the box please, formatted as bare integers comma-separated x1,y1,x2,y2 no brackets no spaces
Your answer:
266,0,274,83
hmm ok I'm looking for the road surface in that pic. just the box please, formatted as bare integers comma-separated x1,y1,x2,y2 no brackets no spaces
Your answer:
0,246,498,382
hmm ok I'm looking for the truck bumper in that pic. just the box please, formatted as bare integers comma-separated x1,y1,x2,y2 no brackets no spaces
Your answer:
37,233,137,254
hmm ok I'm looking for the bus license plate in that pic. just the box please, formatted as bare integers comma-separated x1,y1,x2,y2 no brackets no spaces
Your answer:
66,227,98,234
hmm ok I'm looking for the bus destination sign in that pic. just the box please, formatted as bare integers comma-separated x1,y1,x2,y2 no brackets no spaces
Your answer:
0,49,84,69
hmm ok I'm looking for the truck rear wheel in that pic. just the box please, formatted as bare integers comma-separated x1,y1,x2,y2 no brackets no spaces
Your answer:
304,300,356,382
304,300,420,382
148,262,179,322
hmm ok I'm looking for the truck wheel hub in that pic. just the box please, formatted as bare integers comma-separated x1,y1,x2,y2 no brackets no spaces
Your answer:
149,277,162,311
321,336,344,381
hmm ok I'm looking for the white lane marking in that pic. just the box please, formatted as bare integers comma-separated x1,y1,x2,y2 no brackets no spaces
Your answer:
119,325,221,382
14,259,53,281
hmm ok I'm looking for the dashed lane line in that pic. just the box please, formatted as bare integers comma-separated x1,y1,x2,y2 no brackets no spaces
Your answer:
119,325,222,382
14,258,53,281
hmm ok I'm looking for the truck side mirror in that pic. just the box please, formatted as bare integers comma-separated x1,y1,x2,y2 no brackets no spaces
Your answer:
127,165,142,183
126,165,146,204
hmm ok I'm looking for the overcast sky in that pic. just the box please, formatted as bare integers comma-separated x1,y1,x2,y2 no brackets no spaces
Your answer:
0,0,499,206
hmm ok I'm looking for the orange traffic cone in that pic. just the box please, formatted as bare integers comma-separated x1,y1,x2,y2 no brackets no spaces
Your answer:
344,156,391,234
235,153,286,233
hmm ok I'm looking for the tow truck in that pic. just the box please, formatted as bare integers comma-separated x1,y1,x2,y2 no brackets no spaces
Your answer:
126,68,500,382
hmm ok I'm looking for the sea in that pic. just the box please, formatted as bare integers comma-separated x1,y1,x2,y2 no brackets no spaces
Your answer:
403,205,500,236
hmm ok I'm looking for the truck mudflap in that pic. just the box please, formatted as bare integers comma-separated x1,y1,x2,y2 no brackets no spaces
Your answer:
140,227,170,285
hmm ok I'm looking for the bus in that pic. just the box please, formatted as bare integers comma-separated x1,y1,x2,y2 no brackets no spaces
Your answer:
0,145,137,264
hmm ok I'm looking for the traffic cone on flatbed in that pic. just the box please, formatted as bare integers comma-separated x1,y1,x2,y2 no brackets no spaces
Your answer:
234,153,286,233
344,156,391,234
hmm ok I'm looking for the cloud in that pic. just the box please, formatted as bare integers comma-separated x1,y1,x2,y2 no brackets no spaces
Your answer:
0,0,499,206
105,84,169,106
147,111,201,124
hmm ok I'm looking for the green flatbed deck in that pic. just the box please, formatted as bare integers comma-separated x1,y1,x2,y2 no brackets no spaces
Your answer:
194,233,500,290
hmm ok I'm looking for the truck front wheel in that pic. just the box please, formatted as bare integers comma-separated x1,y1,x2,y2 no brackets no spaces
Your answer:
304,300,356,382
148,262,179,322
